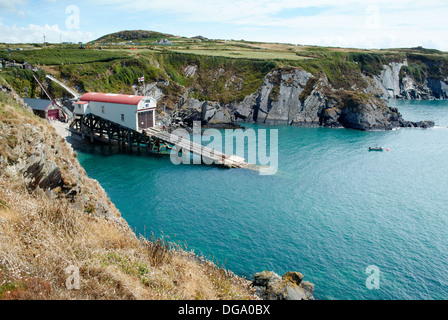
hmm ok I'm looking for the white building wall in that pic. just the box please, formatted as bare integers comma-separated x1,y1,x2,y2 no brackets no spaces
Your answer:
89,101,138,130
136,97,157,130
74,103,89,115
137,97,157,110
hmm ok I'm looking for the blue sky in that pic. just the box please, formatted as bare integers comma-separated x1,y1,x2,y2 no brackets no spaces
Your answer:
1,0,447,50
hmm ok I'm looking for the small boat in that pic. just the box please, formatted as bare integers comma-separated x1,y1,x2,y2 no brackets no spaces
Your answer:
368,147,384,151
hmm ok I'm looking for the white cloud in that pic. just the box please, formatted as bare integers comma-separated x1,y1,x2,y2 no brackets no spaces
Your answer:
1,0,446,49
0,23,94,43
17,11,27,19
97,0,447,23
0,0,26,10
94,0,448,50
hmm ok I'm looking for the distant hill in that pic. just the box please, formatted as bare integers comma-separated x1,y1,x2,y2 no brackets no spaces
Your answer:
94,30,175,43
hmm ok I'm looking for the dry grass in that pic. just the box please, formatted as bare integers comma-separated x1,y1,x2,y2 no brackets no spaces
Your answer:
0,78,258,300
0,181,257,300
172,49,311,61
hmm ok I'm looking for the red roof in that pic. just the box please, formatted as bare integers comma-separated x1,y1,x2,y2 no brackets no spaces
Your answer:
79,92,146,106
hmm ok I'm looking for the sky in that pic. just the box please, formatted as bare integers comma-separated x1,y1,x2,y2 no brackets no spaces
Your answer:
0,0,447,50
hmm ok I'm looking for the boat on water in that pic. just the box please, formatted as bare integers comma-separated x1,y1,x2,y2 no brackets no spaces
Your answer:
369,147,384,151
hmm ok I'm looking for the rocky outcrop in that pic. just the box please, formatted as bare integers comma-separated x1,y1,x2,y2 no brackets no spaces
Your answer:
141,55,443,131
231,68,434,131
372,60,448,100
372,62,406,99
252,271,314,300
401,74,423,99
0,104,122,221
133,81,166,101
163,64,437,131
170,97,241,130
232,68,318,126
426,77,448,99
320,90,434,130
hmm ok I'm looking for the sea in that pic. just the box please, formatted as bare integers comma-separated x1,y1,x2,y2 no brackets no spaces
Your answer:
75,100,448,300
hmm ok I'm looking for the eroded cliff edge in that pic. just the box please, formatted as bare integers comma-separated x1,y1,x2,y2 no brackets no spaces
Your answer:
0,79,269,300
153,53,445,131
7,46,444,131
228,67,436,130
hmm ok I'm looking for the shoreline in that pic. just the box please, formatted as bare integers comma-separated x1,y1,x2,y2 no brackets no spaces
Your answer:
50,120,93,149
50,119,315,300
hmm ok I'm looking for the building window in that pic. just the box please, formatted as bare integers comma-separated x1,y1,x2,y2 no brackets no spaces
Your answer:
121,114,125,122
101,106,105,113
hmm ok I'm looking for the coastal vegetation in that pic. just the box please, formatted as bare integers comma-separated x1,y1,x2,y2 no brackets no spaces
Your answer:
1,30,447,300
2,32,446,133
1,34,447,110
0,78,257,300
1,37,446,96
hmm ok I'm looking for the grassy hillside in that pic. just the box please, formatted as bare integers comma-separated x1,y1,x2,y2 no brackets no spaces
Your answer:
0,77,257,300
1,31,446,300
1,32,447,108
94,30,175,43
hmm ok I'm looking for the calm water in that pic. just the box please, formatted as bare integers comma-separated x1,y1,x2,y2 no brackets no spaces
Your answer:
76,100,448,300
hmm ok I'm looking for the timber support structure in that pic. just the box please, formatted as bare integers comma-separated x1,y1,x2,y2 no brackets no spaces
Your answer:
69,114,247,168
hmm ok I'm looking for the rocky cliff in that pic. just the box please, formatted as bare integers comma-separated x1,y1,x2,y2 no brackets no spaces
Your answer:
171,66,436,131
0,78,263,300
149,53,444,131
8,44,442,131
1,77,315,300
372,59,448,100
227,66,435,130
252,271,314,300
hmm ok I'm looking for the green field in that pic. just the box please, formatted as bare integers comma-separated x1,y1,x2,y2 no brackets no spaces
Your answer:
171,48,312,61
1,31,447,107
0,46,130,66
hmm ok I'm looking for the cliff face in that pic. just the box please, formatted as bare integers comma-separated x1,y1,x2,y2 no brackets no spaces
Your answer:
233,68,315,125
0,81,121,222
372,62,406,99
228,66,435,131
372,59,448,100
0,78,259,300
169,55,443,131
9,45,442,131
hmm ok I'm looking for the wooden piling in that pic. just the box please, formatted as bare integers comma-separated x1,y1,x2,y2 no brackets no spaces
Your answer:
69,114,248,169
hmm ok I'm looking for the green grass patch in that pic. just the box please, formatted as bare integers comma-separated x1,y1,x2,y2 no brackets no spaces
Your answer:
0,280,26,298
1,68,46,98
171,48,311,61
0,199,9,210
57,57,161,94
400,63,428,85
0,48,130,66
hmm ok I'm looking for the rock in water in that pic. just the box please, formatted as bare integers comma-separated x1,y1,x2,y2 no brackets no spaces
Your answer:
231,67,437,131
252,270,315,300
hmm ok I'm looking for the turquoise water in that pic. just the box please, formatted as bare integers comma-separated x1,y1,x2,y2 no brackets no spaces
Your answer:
76,100,448,300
